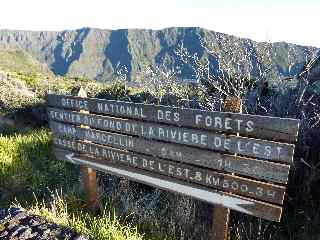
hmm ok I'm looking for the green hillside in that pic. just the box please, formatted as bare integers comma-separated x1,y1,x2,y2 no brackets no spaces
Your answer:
0,28,317,82
0,48,53,75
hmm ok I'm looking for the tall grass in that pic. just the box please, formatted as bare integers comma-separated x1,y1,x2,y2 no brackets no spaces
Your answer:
13,190,143,240
1,128,319,240
0,128,145,239
0,128,79,206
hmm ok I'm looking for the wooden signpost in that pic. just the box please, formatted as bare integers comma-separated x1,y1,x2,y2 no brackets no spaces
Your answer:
47,91,300,239
77,88,99,214
212,96,242,240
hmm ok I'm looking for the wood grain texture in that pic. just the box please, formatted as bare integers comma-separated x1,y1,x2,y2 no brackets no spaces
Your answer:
47,108,295,163
47,94,299,143
52,137,286,204
52,147,283,222
212,206,230,240
213,96,242,240
49,121,291,184
76,88,99,214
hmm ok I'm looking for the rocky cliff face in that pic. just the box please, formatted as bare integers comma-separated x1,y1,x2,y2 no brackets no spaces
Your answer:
0,27,316,82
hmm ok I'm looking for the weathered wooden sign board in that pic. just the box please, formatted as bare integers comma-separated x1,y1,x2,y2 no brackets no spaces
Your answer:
47,93,299,224
47,94,299,143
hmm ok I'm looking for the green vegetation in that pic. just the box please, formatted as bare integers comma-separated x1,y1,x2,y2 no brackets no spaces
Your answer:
15,192,143,240
0,53,319,239
0,71,40,111
0,49,52,75
1,125,320,239
0,128,79,205
0,128,143,239
0,70,106,113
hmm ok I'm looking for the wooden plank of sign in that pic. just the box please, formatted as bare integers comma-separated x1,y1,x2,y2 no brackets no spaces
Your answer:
52,147,283,222
52,136,286,204
47,94,300,143
47,108,295,163
49,121,291,184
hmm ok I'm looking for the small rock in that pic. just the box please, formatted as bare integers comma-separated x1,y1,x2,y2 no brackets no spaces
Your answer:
0,208,88,240
0,230,8,237
19,228,39,239
11,225,28,237
12,212,28,222
37,223,49,231
28,217,46,227
7,222,19,230
60,229,76,239
73,235,89,240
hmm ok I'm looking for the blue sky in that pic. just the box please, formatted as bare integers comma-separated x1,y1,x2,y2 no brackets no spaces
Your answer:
0,0,319,47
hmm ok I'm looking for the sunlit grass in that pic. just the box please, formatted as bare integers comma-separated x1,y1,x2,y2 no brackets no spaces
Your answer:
0,128,145,239
13,191,143,240
0,128,79,206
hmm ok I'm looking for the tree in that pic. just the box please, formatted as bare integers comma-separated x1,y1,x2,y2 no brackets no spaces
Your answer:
175,33,278,112
136,63,195,106
175,32,319,117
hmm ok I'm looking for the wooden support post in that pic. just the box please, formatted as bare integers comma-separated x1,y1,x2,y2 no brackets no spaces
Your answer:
212,96,242,240
212,207,230,240
75,87,99,214
80,165,99,213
